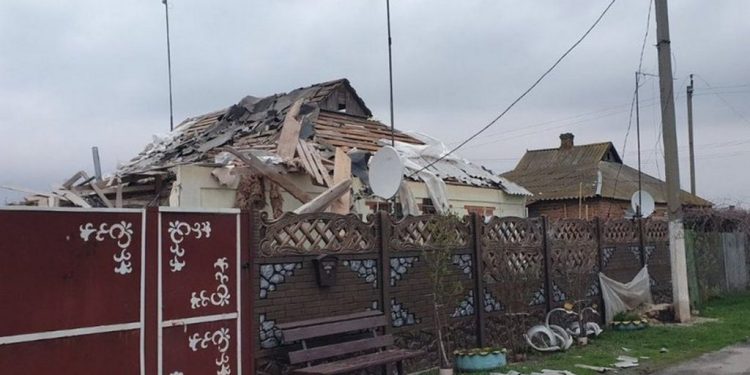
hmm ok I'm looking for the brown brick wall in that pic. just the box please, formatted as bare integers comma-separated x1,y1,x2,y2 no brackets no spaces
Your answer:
529,198,668,220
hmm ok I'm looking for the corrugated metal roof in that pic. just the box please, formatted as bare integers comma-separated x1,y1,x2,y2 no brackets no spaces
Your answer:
396,136,532,196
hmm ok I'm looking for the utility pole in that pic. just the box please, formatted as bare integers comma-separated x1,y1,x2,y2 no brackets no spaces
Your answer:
687,74,696,195
654,0,691,322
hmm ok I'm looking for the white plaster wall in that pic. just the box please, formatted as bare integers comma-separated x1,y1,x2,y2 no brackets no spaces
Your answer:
170,165,237,208
170,165,527,218
404,181,527,218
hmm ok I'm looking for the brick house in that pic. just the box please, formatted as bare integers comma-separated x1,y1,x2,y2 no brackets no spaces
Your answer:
501,133,712,219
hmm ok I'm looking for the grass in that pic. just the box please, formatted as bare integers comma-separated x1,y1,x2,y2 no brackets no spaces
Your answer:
474,293,750,374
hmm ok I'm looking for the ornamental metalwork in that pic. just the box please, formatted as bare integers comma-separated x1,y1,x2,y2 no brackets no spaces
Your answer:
79,221,134,275
187,327,231,375
190,257,231,309
167,220,212,272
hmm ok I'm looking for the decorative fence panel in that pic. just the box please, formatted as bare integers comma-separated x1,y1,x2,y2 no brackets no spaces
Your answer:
386,214,476,372
251,212,382,374
0,207,251,375
249,212,668,374
644,220,672,304
600,219,643,284
480,217,546,352
546,219,601,310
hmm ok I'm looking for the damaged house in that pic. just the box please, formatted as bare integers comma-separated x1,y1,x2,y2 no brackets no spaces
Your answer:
22,79,530,218
501,133,712,219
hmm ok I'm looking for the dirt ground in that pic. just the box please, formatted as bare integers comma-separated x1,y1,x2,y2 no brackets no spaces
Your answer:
652,342,750,375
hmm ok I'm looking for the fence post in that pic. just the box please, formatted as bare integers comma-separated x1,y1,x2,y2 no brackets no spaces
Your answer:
594,217,605,318
639,218,647,268
541,216,553,313
377,211,392,335
241,209,255,373
471,213,486,347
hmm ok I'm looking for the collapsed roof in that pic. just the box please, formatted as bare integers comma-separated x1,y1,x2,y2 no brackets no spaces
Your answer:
117,78,527,195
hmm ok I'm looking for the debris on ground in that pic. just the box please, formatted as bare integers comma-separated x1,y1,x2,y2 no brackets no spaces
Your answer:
621,347,631,352
541,370,576,375
491,370,576,375
660,347,669,353
575,363,612,372
612,355,639,368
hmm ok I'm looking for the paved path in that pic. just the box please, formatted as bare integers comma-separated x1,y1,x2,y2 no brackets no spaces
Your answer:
654,342,750,375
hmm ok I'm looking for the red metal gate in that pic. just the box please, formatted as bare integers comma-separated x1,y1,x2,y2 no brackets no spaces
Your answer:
0,207,251,375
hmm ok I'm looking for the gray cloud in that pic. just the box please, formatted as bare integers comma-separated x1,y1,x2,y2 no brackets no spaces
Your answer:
1,0,749,206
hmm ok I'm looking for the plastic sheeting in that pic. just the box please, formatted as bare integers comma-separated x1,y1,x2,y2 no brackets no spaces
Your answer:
599,266,654,323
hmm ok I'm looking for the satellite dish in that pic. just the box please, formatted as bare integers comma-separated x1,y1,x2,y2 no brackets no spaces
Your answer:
631,190,655,217
369,146,404,199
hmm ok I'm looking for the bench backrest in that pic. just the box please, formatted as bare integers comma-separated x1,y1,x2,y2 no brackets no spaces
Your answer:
279,311,392,366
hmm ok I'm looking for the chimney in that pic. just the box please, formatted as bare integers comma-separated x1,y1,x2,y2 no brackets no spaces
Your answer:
560,133,574,150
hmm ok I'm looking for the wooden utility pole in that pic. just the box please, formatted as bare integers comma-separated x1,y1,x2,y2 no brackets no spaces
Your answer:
654,0,691,322
687,74,696,195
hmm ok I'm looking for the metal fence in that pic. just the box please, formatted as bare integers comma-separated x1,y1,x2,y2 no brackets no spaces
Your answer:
0,207,252,375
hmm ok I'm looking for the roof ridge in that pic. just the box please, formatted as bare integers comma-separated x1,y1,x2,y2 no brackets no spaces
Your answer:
526,141,613,153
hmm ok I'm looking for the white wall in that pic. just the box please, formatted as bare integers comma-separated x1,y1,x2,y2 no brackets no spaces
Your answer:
170,165,528,218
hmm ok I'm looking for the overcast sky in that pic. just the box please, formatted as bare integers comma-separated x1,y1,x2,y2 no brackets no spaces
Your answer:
2,0,749,207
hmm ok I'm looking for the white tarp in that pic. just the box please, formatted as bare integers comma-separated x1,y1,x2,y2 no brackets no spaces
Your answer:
599,266,654,323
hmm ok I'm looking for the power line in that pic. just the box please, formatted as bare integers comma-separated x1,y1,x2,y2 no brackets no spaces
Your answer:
407,0,617,178
694,74,750,127
607,0,652,217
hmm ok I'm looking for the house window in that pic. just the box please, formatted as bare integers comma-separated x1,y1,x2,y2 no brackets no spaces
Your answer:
464,205,495,218
420,198,437,214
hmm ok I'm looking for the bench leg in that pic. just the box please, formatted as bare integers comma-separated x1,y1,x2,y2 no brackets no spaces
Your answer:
396,361,405,375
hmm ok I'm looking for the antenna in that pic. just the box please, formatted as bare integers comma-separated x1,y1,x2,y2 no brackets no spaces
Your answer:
162,0,175,132
386,0,395,146
635,71,642,217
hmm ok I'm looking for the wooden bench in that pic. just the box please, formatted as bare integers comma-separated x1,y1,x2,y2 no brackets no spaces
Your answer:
278,311,423,374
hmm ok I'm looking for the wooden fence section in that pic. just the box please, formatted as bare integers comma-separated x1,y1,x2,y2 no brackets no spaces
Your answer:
0,207,252,375
250,212,671,374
